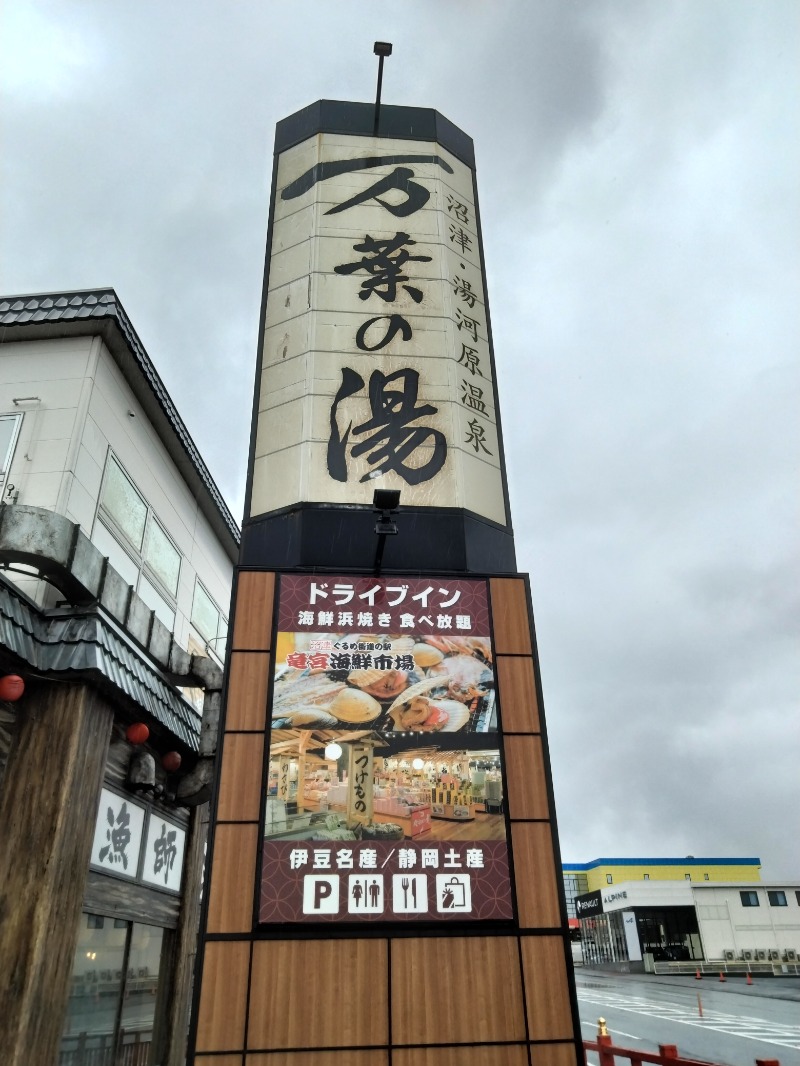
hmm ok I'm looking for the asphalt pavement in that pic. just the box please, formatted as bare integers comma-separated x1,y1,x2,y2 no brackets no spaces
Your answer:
577,968,800,1066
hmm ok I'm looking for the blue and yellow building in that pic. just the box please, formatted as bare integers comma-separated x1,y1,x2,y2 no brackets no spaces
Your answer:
562,857,761,920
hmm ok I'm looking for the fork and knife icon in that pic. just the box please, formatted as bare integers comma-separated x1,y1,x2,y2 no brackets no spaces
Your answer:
401,876,417,908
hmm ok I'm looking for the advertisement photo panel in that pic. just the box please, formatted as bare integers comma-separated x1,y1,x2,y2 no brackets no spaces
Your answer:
271,573,497,734
260,574,514,927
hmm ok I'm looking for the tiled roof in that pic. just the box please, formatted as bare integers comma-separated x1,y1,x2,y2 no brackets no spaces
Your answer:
0,289,240,551
0,575,201,750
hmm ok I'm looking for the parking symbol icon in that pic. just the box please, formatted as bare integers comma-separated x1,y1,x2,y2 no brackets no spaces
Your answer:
302,875,339,914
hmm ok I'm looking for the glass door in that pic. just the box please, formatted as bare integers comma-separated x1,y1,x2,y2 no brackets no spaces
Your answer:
59,914,165,1066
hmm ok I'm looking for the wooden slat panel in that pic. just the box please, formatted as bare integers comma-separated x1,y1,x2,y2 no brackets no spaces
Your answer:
195,941,250,1052
504,736,550,820
393,1046,528,1066
206,823,258,933
233,571,275,651
248,939,388,1049
529,1043,581,1066
511,823,561,929
82,869,179,929
226,652,271,732
246,1053,387,1065
520,936,575,1041
195,1058,242,1066
496,655,540,733
489,579,532,655
392,937,525,1046
216,733,265,822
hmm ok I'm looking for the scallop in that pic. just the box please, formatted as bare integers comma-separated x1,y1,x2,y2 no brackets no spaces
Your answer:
329,687,382,723
412,642,444,669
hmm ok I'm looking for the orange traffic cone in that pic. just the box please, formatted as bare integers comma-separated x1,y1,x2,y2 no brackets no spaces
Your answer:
695,969,702,980
746,972,753,985
719,971,726,982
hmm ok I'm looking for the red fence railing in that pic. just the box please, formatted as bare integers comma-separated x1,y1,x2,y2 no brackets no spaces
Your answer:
584,1018,780,1066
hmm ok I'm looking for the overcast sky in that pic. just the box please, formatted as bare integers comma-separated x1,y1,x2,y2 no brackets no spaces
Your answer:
2,1,797,879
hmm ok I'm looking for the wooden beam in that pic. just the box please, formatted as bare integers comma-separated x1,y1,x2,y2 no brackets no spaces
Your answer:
155,803,210,1066
0,681,113,1066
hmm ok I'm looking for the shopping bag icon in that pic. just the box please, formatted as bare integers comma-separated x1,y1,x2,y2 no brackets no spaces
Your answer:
441,876,466,909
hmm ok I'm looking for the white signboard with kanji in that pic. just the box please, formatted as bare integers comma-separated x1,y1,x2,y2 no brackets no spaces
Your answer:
141,814,186,893
250,132,506,526
90,788,146,880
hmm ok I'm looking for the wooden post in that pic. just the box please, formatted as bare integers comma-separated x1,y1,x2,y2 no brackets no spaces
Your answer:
152,802,210,1066
658,1046,679,1059
0,681,113,1066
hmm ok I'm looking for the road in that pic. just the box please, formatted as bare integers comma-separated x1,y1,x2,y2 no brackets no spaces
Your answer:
576,969,800,1066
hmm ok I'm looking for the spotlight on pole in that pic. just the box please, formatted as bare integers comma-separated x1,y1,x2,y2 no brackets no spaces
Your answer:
373,488,400,575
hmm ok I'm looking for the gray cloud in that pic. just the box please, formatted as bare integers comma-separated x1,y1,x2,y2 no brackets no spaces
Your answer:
1,0,797,878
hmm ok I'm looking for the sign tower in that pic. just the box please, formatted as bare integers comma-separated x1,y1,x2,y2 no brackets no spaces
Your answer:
190,81,583,1064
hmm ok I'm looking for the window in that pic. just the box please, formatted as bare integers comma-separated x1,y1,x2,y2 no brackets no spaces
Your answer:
685,874,691,880
740,891,759,907
191,581,228,661
643,874,650,880
95,454,182,631
768,891,787,907
0,412,23,490
704,873,709,880
100,455,147,549
606,874,613,884
60,915,165,1066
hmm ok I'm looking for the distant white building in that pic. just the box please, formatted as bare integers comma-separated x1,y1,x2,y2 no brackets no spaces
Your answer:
575,877,800,973
692,883,800,964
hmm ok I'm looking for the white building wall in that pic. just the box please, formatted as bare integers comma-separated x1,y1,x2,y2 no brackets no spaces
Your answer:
693,884,800,960
0,337,96,515
0,336,233,661
600,881,694,911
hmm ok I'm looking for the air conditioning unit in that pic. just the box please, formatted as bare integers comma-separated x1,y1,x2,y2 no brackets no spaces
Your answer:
741,950,754,961
755,949,767,961
723,949,736,961
768,949,780,960
784,949,797,961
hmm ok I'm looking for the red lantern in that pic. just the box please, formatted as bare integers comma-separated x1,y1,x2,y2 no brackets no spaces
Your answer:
126,722,150,745
162,751,182,773
162,750,182,776
0,674,25,701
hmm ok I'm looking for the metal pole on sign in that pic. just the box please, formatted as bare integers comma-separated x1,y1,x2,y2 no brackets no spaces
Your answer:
373,42,392,136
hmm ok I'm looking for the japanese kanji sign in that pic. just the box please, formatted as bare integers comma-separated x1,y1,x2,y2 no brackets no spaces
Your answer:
347,742,375,825
90,788,185,893
272,574,497,733
142,814,186,893
261,840,512,924
250,131,507,525
90,788,145,879
260,573,513,926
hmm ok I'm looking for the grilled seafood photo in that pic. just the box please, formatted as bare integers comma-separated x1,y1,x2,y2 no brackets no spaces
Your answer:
272,632,496,731
387,679,470,732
